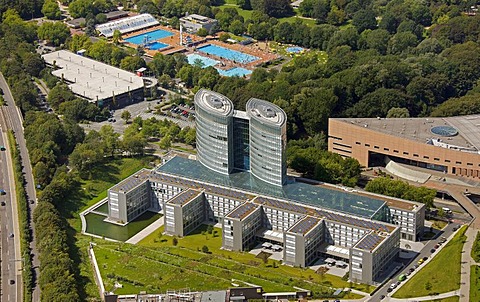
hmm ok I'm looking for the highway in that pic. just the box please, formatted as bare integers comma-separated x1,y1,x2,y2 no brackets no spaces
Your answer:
0,72,40,302
0,127,22,302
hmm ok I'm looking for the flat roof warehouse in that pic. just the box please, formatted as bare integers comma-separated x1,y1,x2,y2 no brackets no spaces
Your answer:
42,50,144,102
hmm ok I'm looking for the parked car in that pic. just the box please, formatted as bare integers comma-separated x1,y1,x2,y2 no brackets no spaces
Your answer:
434,244,440,249
0,145,5,151
9,233,14,238
430,248,436,253
423,256,429,261
1,201,5,206
418,259,424,265
9,280,14,285
0,189,6,195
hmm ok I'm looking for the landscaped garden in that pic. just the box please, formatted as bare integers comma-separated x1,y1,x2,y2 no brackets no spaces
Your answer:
91,224,369,298
393,226,467,298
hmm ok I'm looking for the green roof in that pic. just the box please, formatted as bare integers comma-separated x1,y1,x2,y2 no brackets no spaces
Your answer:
157,157,386,218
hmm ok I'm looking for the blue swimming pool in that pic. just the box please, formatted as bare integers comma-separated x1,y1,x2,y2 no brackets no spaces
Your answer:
217,67,252,77
187,54,219,67
125,29,174,45
286,46,304,53
186,54,252,77
197,44,259,64
147,42,169,50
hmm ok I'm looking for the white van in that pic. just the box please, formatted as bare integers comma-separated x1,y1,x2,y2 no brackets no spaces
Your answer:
442,207,452,214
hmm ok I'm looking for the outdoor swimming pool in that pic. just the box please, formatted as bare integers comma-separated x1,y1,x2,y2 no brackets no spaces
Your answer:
217,67,252,77
186,54,252,77
147,42,169,50
125,29,174,45
197,44,259,64
187,53,219,67
286,46,304,53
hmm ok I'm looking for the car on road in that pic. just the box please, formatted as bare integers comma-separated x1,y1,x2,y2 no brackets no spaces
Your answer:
9,233,14,238
431,248,436,253
423,256,429,261
9,279,14,285
380,295,386,299
418,259,424,265
409,267,415,273
29,199,34,204
390,283,397,289
1,201,5,206
434,244,440,249
0,189,6,195
0,145,5,151
440,236,447,243
453,226,459,231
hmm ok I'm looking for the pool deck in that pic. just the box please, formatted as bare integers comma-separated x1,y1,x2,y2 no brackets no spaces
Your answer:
121,26,279,74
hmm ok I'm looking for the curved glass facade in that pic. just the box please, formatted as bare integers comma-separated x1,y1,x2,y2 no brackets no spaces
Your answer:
247,99,287,186
195,90,234,175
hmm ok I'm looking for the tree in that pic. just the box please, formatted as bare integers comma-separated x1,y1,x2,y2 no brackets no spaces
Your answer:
99,125,120,156
201,245,210,253
48,84,76,109
251,0,293,18
196,27,208,37
69,142,104,177
42,0,62,20
229,20,245,36
38,22,70,46
112,29,122,44
158,134,172,150
219,33,231,42
120,56,146,72
386,107,410,118
352,10,377,33
121,110,132,124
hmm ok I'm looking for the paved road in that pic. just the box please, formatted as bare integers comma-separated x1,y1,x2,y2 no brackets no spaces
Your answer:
0,128,22,302
367,222,462,301
0,73,40,301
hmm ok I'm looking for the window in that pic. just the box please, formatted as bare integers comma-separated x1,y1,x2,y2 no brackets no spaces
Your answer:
356,142,361,145
403,152,409,155
413,154,419,157
365,144,370,147
434,158,440,161
424,156,429,159
456,161,462,164
445,159,451,163
374,146,379,149
393,150,399,153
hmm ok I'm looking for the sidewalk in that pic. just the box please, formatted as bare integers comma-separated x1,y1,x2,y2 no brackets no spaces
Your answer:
459,227,478,301
388,290,459,301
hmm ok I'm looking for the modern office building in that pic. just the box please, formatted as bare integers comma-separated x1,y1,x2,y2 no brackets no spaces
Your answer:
104,91,427,285
328,116,480,180
194,89,287,186
180,14,218,34
42,50,145,108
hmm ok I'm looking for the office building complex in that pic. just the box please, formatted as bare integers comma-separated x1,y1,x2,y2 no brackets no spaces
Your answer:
105,90,426,284
328,116,480,179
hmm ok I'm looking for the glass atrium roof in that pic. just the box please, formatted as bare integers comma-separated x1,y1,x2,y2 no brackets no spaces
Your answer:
157,157,387,219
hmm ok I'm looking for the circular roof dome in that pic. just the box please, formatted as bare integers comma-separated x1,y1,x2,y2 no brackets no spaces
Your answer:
431,126,458,137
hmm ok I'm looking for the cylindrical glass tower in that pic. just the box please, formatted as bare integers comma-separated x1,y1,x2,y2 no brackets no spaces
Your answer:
246,98,287,186
194,89,234,175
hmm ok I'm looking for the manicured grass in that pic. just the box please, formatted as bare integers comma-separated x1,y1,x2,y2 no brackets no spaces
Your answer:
472,231,480,262
138,225,370,295
429,219,448,230
65,156,157,300
471,265,480,301
393,226,467,298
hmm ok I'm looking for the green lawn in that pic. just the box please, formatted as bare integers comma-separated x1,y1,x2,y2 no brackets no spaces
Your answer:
471,265,480,301
215,1,315,27
472,231,480,262
136,224,370,296
65,156,157,300
393,226,467,298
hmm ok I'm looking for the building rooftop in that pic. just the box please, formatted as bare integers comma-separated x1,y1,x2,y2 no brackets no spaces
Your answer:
180,14,216,24
66,18,86,28
156,156,387,219
332,116,480,153
105,10,129,20
194,89,234,116
246,98,286,127
167,189,202,206
42,50,144,102
226,202,258,220
288,216,321,235
254,196,395,233
96,13,159,37
109,169,150,193
354,232,386,252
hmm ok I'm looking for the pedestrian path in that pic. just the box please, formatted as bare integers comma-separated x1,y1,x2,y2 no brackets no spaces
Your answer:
459,227,477,301
388,290,459,301
125,215,164,244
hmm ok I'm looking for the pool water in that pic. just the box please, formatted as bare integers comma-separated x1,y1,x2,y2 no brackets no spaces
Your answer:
197,44,259,64
186,54,252,77
147,42,169,50
187,53,219,67
217,67,252,77
125,29,174,45
286,46,304,53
